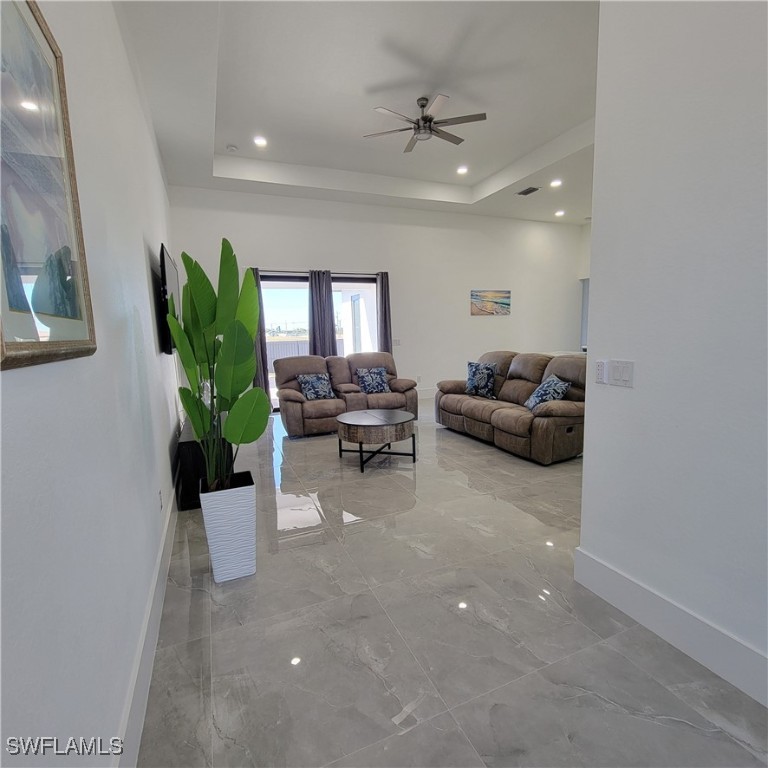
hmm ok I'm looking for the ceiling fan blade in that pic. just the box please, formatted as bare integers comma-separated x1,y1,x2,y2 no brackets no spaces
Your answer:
426,93,449,117
374,106,417,125
433,113,487,127
364,127,413,138
431,127,464,145
404,134,418,153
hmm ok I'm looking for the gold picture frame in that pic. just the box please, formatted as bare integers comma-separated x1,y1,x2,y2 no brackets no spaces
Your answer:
1,0,96,370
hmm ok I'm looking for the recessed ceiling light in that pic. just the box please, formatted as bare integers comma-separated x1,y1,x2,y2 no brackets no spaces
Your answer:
20,101,39,111
550,179,562,188
546,541,554,547
458,601,468,609
456,165,468,175
290,657,301,665
253,135,267,148
555,210,565,217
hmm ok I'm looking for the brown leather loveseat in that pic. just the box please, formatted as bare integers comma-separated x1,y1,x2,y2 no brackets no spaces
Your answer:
435,351,586,464
274,352,418,437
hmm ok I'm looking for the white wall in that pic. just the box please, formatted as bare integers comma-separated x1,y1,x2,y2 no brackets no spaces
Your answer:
1,2,178,763
170,186,585,392
577,2,767,704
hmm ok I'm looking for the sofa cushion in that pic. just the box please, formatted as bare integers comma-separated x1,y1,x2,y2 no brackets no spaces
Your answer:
490,405,535,437
366,392,406,410
466,361,497,398
439,393,469,416
274,355,329,392
348,352,397,383
326,355,352,387
297,372,336,401
524,374,571,410
477,351,517,378
498,353,554,405
542,355,587,401
461,398,517,423
302,398,346,419
357,367,391,394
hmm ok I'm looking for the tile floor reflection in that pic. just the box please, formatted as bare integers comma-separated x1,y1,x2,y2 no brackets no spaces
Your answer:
140,401,767,768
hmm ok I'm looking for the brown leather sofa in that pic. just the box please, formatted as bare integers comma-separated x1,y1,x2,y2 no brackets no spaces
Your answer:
435,351,586,465
274,352,418,437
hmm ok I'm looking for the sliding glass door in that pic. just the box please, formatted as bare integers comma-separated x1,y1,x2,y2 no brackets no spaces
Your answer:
261,275,379,408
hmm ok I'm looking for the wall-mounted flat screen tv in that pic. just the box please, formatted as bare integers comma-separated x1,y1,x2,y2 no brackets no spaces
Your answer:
157,243,180,355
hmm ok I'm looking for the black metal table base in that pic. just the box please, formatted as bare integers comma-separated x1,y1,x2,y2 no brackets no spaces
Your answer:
338,434,417,472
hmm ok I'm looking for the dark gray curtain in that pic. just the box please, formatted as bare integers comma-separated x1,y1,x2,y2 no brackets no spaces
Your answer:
308,270,338,357
251,268,270,392
376,271,392,353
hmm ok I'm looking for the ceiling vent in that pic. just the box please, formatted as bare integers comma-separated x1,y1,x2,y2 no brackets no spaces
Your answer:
517,186,540,196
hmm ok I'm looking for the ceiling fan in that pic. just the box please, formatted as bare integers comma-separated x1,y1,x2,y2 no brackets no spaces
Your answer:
364,94,486,153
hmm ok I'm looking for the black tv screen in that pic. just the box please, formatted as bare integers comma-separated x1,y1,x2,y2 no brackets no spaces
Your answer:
158,244,180,355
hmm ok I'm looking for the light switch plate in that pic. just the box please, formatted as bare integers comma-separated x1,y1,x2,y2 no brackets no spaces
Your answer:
609,360,634,387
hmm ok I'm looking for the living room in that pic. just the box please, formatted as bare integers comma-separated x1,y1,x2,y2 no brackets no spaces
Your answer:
1,2,765,767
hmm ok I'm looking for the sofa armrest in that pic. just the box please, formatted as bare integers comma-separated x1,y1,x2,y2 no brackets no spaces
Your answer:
277,388,307,404
334,383,361,394
437,379,467,395
389,378,417,393
531,400,585,417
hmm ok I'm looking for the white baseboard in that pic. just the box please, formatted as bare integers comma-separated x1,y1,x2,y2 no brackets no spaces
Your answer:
116,495,178,767
574,547,768,707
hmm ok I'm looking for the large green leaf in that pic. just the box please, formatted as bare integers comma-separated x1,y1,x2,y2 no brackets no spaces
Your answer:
180,282,206,366
215,239,239,336
178,387,210,440
181,252,217,330
222,387,271,445
168,315,199,394
215,319,256,400
236,268,259,339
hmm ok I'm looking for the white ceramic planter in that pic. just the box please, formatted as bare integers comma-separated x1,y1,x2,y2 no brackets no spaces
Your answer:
199,471,256,584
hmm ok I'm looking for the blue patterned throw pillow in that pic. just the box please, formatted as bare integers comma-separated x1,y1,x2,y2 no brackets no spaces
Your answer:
356,367,391,394
466,361,498,399
296,372,335,400
524,374,571,410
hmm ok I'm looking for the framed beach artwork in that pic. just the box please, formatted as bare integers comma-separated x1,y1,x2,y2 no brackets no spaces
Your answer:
471,289,511,316
1,0,95,370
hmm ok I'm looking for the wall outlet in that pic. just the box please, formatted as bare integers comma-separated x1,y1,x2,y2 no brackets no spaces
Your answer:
595,360,608,384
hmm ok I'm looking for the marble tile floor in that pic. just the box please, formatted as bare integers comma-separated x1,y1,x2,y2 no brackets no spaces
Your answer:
139,400,767,768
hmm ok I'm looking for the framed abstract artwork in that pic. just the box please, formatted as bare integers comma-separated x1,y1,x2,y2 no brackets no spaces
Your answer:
471,289,511,316
1,0,95,370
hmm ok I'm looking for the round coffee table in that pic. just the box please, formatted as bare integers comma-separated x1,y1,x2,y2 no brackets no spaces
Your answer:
336,409,416,473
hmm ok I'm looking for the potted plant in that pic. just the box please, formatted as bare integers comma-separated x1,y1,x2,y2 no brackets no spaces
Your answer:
167,238,271,583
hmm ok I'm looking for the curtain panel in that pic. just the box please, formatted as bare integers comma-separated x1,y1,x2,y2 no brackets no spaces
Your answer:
250,268,270,392
308,270,338,357
376,271,392,353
